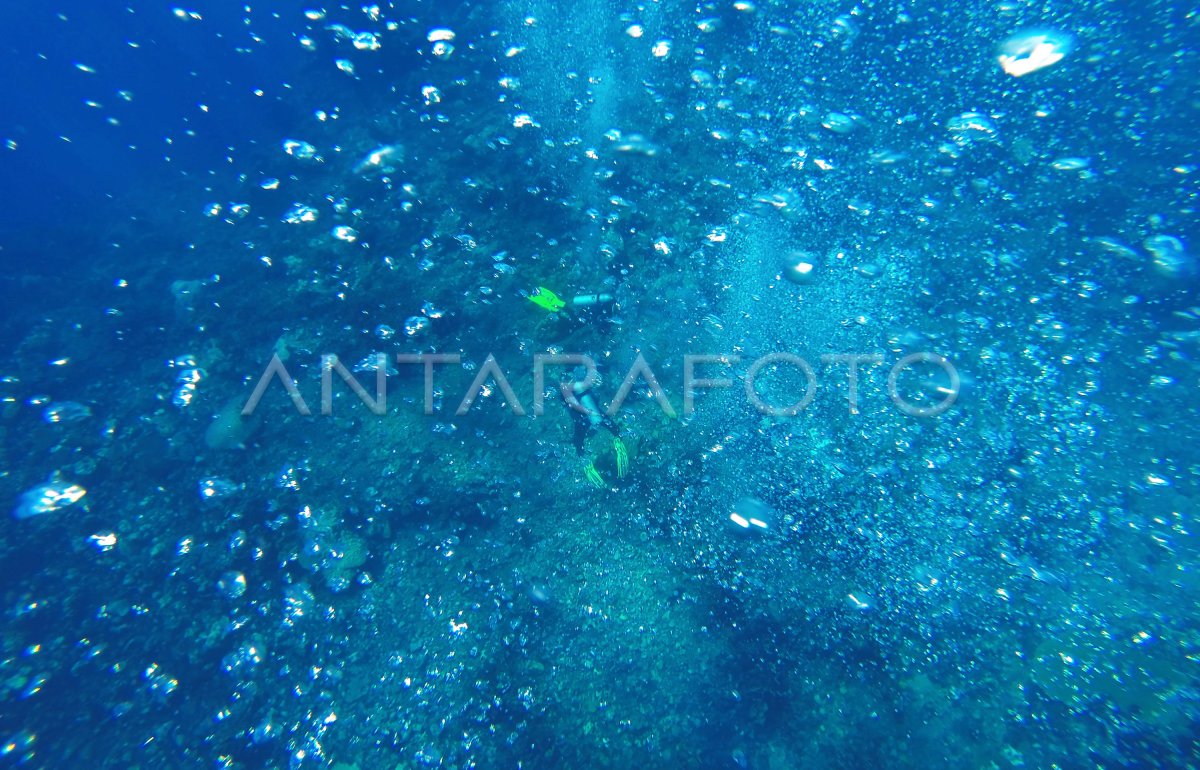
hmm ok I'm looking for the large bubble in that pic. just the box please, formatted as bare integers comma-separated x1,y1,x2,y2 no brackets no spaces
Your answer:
997,29,1072,77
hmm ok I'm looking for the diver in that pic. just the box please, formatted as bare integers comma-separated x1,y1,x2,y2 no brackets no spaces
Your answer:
527,286,616,334
561,366,629,488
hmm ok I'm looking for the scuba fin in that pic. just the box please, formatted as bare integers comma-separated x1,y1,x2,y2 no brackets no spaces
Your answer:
583,460,605,488
613,438,629,478
528,286,566,313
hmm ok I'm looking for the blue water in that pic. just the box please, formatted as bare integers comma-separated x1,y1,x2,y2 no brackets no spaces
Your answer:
1,1,1198,768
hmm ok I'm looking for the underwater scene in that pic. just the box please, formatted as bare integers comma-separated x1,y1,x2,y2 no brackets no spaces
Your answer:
0,1,1197,768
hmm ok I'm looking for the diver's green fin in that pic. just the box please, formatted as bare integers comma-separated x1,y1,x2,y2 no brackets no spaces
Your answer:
528,286,566,313
613,438,629,478
583,460,605,488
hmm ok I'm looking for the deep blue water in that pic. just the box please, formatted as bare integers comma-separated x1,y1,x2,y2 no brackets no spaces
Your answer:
1,1,1198,769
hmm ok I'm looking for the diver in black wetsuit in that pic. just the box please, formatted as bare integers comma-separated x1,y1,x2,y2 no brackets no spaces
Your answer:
561,366,628,487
